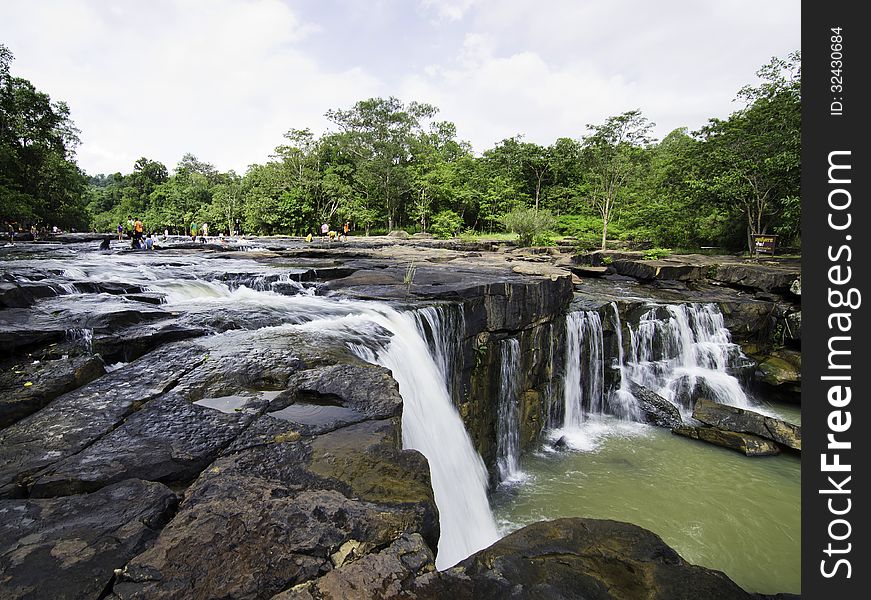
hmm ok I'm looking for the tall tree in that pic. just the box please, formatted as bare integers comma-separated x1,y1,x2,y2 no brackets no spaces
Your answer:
0,44,87,229
582,110,655,249
694,52,801,251
485,136,552,211
325,97,437,230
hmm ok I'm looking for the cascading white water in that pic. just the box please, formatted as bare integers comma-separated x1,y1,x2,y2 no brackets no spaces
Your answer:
351,307,500,569
609,303,641,420
65,327,93,352
9,250,504,568
496,338,522,483
411,305,466,401
562,311,604,428
626,303,755,417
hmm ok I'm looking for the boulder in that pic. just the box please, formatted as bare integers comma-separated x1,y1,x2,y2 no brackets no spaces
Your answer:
673,425,781,456
412,517,758,599
709,263,800,295
692,398,800,451
569,265,609,277
0,479,178,600
612,260,705,282
0,344,208,498
28,391,267,497
756,351,801,388
0,355,105,429
387,230,411,239
273,533,435,599
111,418,438,600
627,381,683,429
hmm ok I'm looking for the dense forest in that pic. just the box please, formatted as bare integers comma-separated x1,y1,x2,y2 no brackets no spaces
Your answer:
1,44,799,251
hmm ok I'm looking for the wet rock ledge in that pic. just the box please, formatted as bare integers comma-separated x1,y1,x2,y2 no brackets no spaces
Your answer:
0,238,799,599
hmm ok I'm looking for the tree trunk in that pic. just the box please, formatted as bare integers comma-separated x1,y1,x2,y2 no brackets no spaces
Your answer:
601,216,609,250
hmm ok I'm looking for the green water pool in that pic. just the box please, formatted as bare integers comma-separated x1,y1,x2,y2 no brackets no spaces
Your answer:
492,416,800,595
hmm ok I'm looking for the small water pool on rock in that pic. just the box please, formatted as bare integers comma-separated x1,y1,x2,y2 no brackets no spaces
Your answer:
269,403,363,426
492,416,800,595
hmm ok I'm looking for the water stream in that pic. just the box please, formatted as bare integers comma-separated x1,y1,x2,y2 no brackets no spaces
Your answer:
492,417,800,595
2,246,498,570
496,338,523,483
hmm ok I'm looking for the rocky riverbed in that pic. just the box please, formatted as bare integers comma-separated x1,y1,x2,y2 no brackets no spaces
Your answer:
0,235,800,599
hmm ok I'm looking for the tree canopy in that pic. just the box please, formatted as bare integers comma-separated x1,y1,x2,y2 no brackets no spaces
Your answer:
3,45,801,252
1,44,88,230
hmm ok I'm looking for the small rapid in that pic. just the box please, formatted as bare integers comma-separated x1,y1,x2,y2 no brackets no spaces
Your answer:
2,247,499,570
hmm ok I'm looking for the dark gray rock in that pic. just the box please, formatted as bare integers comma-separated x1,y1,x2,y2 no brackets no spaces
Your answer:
627,381,683,429
673,425,781,456
613,260,705,282
709,263,801,295
112,418,438,600
273,533,435,599
0,355,105,429
92,322,205,364
0,344,207,498
287,363,404,421
412,517,757,599
0,479,178,600
692,398,800,451
29,391,266,497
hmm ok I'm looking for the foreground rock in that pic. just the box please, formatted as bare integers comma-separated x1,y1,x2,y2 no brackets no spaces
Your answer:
754,349,801,403
692,399,800,451
627,381,683,429
274,533,435,599
111,419,437,600
412,518,759,599
0,344,207,498
0,479,178,600
0,354,105,428
673,425,781,456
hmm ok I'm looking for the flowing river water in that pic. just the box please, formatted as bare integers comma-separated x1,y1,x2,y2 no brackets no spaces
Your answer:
491,415,800,595
493,303,801,595
2,242,800,589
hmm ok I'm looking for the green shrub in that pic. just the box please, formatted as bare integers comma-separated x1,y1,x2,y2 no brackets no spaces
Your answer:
431,210,463,239
642,247,672,260
503,207,556,247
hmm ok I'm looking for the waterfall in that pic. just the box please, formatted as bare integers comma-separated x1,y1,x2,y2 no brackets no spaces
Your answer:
411,304,466,402
65,327,93,353
562,311,604,428
496,338,522,483
608,303,641,420
350,306,499,570
23,252,500,569
626,303,755,417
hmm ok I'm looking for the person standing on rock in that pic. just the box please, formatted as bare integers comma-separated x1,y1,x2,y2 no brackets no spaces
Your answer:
117,223,123,240
190,221,198,241
321,222,329,239
133,218,144,242
202,222,209,242
342,221,350,241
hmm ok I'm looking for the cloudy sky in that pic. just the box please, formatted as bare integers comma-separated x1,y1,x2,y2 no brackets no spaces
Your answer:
1,0,799,176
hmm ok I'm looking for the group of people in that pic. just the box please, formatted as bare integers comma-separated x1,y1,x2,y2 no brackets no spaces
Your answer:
311,221,351,242
115,216,155,250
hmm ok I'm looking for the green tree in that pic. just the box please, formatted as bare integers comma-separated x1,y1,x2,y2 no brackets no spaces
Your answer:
0,44,88,229
581,110,655,249
325,97,438,230
693,52,801,250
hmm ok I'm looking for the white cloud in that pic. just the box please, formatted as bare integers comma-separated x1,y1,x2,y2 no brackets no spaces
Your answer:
0,0,800,173
1,0,381,174
418,0,481,21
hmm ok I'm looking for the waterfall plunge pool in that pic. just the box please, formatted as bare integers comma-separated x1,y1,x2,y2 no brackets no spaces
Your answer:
492,416,800,595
